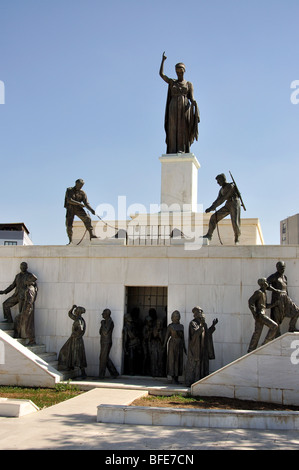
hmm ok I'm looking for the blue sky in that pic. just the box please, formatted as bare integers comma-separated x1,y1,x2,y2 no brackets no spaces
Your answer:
1,0,299,245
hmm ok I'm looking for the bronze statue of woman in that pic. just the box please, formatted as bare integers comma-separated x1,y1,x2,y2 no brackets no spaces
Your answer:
159,52,199,154
58,305,87,378
163,310,186,384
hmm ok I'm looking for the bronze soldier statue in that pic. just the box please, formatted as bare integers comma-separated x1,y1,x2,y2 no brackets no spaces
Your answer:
203,173,241,244
64,179,97,244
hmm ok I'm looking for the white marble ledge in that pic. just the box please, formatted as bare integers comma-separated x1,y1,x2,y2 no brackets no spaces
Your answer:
1,244,299,262
0,398,39,417
97,404,299,430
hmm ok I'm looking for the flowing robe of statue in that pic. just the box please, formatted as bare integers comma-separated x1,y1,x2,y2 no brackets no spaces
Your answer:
58,306,87,371
164,80,199,154
163,314,186,380
185,319,216,386
159,52,199,154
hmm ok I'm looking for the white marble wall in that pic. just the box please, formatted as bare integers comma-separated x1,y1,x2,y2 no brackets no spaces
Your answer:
73,214,264,246
0,244,298,377
191,333,299,406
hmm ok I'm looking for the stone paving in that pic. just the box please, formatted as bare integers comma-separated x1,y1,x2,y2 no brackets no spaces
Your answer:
0,377,299,450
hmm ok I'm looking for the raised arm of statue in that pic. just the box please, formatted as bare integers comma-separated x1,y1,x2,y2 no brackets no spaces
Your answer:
159,51,171,84
68,305,77,321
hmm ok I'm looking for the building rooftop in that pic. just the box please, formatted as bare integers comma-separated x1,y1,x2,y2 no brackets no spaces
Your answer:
0,223,30,235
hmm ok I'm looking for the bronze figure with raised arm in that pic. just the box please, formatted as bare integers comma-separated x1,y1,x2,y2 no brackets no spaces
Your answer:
159,52,199,154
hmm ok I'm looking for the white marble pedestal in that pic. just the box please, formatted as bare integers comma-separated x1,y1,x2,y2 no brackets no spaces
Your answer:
159,153,200,212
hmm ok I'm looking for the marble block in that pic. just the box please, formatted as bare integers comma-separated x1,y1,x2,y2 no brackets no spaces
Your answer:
159,153,200,212
0,398,39,417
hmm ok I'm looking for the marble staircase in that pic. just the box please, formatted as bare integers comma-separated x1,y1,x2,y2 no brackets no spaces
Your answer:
0,321,81,382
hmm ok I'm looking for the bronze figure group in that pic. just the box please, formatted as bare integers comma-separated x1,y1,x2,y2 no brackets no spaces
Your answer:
62,54,243,247
122,307,218,385
1,258,299,385
122,309,166,377
247,261,299,352
1,53,299,392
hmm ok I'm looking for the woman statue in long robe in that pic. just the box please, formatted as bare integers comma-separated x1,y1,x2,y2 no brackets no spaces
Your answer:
159,52,199,154
163,310,186,384
58,305,87,378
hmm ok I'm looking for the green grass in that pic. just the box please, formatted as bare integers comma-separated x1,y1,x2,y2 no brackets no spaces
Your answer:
0,382,83,409
133,393,299,411
135,393,206,407
144,393,197,404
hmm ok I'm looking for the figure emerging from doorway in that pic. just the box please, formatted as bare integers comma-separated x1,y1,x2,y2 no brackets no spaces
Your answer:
150,318,166,377
142,314,154,375
122,313,142,375
163,310,186,384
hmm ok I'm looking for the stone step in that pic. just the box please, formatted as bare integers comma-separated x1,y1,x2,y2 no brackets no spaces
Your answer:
25,344,47,355
0,322,14,332
4,329,14,337
38,351,57,362
59,367,83,380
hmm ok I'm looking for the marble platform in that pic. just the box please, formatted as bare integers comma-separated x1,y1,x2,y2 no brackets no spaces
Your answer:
191,333,299,406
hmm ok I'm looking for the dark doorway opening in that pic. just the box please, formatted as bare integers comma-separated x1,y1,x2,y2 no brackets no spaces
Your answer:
123,286,167,377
